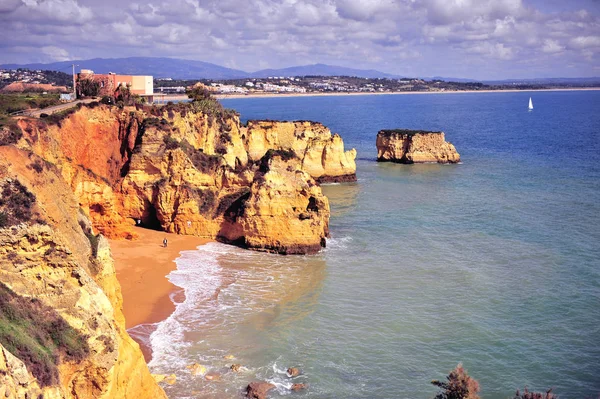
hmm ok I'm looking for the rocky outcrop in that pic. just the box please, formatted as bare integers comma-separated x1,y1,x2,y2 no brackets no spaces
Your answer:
0,147,166,399
287,367,301,377
245,120,357,182
15,101,347,254
246,381,276,399
376,129,460,164
0,95,352,396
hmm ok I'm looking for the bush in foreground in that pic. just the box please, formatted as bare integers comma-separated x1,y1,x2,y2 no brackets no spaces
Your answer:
432,363,480,399
513,388,558,399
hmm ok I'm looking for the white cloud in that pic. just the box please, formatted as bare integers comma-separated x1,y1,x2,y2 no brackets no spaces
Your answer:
41,45,70,61
569,35,600,48
466,42,515,60
542,39,565,53
0,0,598,79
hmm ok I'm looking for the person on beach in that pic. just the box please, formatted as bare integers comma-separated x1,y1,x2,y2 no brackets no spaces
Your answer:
163,238,168,247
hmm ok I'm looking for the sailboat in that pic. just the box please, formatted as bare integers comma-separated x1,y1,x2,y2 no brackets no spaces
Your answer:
528,97,533,111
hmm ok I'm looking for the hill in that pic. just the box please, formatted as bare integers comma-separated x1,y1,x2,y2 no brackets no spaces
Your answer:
251,63,400,78
0,57,248,80
1,57,400,80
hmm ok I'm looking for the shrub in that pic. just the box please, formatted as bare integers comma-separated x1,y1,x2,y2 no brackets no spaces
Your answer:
196,189,217,215
431,364,480,399
513,388,557,399
143,117,171,132
0,180,37,226
78,78,100,97
259,149,297,173
84,231,100,258
41,106,78,128
100,95,114,105
163,135,180,150
178,139,222,174
30,159,44,173
0,124,22,146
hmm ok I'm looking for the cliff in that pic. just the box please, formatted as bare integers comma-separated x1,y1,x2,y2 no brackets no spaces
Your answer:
245,120,357,183
376,129,460,164
0,146,166,399
0,94,354,395
15,100,349,254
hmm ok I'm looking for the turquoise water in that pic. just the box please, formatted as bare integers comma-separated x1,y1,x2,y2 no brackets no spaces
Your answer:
145,91,600,398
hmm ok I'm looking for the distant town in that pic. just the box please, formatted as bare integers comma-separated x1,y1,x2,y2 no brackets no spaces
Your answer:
3,68,600,101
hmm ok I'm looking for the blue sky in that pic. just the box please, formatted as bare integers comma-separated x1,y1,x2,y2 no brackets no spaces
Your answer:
0,0,599,79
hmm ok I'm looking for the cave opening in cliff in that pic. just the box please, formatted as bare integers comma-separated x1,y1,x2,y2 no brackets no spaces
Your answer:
141,203,162,231
307,196,319,212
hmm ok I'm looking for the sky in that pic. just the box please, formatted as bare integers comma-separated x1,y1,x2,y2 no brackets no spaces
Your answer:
0,0,599,80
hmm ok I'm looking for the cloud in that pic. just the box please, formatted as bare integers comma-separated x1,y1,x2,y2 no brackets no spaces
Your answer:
569,35,600,48
422,0,527,26
0,0,598,79
334,0,399,21
41,45,70,61
542,39,564,53
18,0,93,24
0,0,22,14
466,42,515,60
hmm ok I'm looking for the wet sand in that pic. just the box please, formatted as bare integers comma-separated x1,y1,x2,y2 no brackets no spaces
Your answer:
110,227,212,329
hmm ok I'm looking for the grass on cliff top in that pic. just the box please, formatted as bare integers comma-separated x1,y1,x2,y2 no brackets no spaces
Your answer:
0,93,60,116
378,129,443,136
0,282,90,387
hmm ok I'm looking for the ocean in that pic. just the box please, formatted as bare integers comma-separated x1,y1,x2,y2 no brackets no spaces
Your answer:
142,91,600,398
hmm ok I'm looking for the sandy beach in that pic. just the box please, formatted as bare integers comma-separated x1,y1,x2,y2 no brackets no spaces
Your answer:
109,227,212,329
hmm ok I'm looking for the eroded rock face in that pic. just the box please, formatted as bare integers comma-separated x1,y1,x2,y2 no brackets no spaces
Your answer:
376,129,460,164
17,102,342,254
232,154,330,254
0,147,166,399
0,98,350,396
245,120,357,182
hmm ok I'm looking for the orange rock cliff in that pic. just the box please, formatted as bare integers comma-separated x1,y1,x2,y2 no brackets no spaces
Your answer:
13,100,356,253
0,98,356,396
376,129,460,164
0,146,166,399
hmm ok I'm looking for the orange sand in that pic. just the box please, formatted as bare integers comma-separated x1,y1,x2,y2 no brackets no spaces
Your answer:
110,227,212,329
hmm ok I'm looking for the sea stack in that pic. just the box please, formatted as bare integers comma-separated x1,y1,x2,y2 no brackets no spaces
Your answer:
376,129,460,164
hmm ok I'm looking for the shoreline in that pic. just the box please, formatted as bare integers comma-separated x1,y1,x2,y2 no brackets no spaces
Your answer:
152,87,600,103
109,227,212,359
214,87,600,100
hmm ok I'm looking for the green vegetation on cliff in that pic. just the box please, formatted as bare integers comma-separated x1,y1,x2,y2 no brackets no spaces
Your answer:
0,283,89,387
378,129,443,137
0,180,38,227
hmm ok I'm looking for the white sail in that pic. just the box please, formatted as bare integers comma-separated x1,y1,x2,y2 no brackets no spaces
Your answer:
528,97,533,110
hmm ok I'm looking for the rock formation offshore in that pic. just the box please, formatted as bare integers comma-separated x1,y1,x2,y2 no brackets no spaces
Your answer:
376,129,460,164
0,92,356,396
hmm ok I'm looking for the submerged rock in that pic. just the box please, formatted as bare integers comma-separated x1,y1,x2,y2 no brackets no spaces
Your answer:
291,383,308,391
230,364,242,372
164,374,177,385
246,381,276,399
376,129,460,164
205,371,221,381
187,363,207,376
